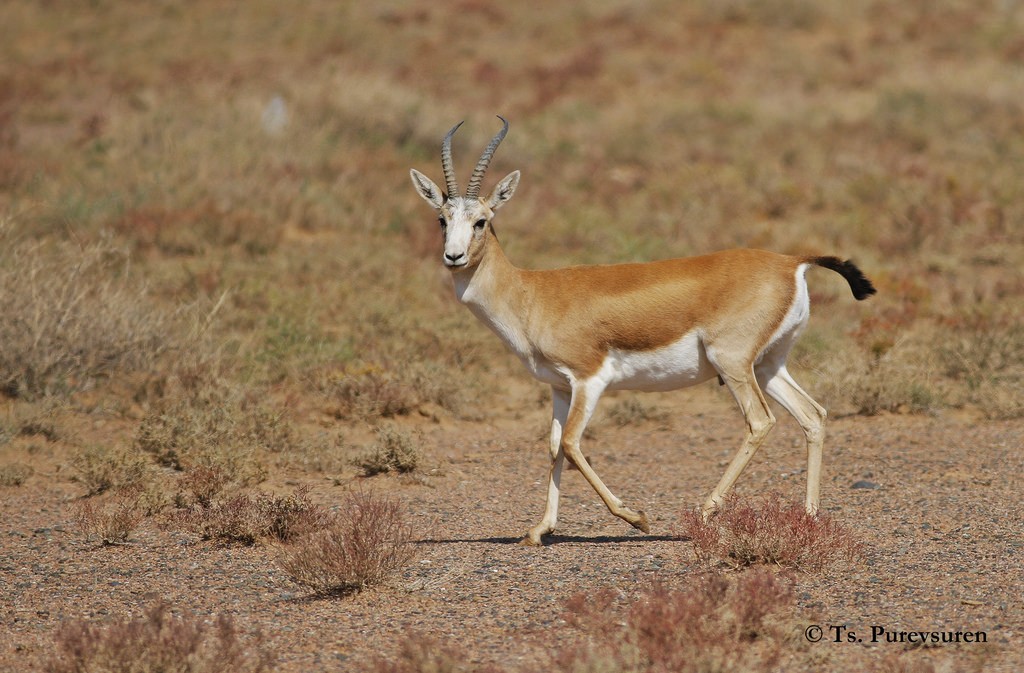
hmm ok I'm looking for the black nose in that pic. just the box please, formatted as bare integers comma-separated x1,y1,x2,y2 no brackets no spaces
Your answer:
445,252,464,262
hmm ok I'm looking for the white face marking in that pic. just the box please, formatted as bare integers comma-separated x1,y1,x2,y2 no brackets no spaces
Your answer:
440,197,492,268
410,167,519,270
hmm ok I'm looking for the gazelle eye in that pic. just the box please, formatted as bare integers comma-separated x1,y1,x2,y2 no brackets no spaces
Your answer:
473,219,486,230
438,216,446,228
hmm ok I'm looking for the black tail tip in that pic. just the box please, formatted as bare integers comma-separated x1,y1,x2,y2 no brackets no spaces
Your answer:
850,279,877,301
811,256,877,301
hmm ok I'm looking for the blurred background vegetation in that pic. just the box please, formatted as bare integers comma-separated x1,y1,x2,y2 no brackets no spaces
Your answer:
1,0,1022,460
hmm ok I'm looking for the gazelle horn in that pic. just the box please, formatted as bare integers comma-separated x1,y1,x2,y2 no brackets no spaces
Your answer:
465,116,509,200
441,120,464,199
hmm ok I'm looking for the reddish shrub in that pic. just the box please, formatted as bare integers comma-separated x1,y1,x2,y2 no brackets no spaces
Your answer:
75,488,146,545
44,601,274,673
558,570,794,673
278,490,416,596
179,465,231,508
372,632,480,673
679,495,861,571
184,486,332,545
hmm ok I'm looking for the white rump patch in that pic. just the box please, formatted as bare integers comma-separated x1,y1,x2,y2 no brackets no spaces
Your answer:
757,264,811,373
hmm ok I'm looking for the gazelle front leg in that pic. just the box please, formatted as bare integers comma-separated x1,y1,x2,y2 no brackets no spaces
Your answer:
560,377,650,535
523,387,571,546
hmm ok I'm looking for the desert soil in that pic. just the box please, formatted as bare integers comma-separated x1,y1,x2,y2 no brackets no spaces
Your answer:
2,390,1022,672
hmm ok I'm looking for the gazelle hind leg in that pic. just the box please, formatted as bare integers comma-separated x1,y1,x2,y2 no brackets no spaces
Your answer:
701,364,776,520
759,366,827,515
560,377,650,534
523,388,571,546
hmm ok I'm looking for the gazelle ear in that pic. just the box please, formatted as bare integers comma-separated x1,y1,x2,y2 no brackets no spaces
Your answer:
410,169,445,209
486,170,520,211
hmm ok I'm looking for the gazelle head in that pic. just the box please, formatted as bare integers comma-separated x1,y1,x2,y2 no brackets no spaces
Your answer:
410,116,520,270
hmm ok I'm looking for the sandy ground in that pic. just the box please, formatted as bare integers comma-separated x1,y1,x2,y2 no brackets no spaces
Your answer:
2,390,1021,672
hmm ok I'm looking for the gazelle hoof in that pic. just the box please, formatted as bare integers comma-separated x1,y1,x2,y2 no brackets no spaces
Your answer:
520,526,550,546
631,510,651,534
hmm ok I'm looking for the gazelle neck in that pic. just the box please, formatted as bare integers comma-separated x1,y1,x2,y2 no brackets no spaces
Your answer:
451,229,519,305
450,230,532,358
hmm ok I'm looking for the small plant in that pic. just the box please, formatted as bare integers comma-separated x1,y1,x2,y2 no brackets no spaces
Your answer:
135,382,282,486
75,488,147,545
179,465,232,508
278,490,416,596
275,430,351,474
323,358,463,422
558,569,793,673
816,335,938,417
606,396,669,427
372,632,479,673
1,399,65,447
184,486,332,545
69,444,151,496
0,462,33,486
44,601,274,673
377,572,794,673
940,312,1023,388
679,494,861,571
17,418,60,442
938,310,1024,418
353,424,420,476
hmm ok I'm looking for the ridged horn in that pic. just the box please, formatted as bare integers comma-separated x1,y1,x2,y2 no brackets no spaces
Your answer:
441,120,464,199
465,115,509,199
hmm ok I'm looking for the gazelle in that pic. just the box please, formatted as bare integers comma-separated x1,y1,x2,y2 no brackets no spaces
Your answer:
410,117,876,546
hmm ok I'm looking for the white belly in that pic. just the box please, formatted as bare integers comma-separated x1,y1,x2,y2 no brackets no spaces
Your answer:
466,297,717,392
602,330,718,392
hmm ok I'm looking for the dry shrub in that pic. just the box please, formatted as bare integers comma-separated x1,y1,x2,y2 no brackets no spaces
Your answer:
15,415,61,441
605,396,669,428
44,601,274,673
178,465,232,508
0,229,177,399
135,381,289,485
815,338,938,416
321,358,463,422
183,486,332,546
817,309,1024,418
939,311,1024,387
872,651,990,673
1,398,65,446
679,495,861,571
69,445,151,496
938,311,1024,419
0,462,33,486
372,632,481,673
559,570,793,673
274,430,351,475
353,424,420,476
75,488,147,545
278,490,416,596
966,380,1024,421
847,363,937,416
329,363,419,419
